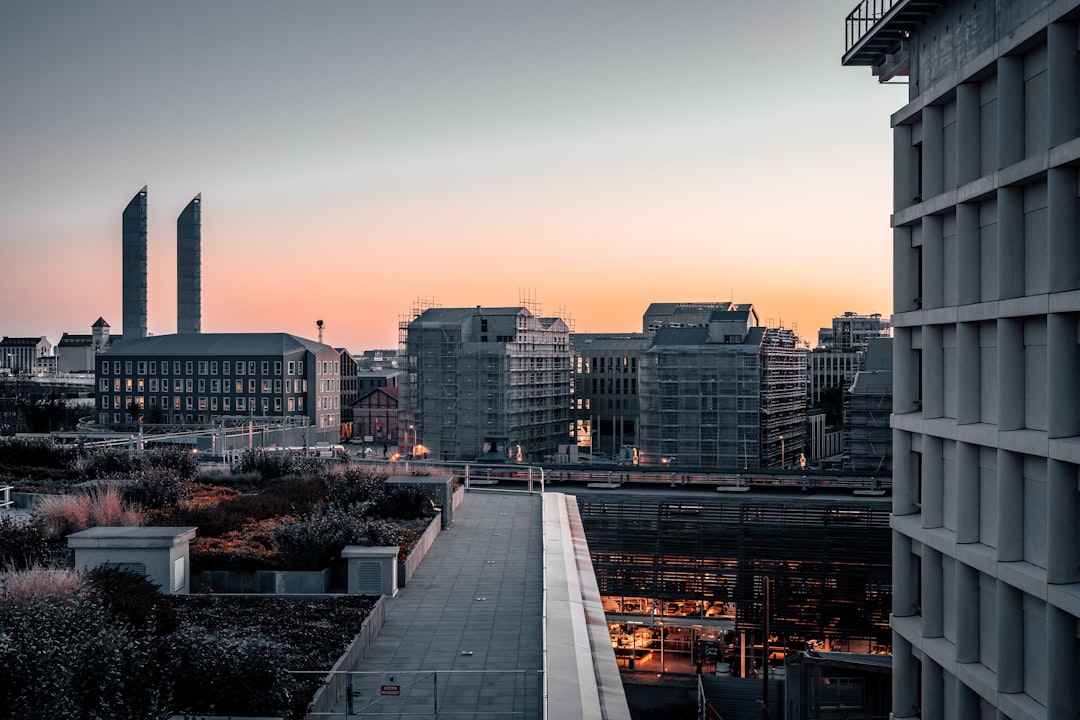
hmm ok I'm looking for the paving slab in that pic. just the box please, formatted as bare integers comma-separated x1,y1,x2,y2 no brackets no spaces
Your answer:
326,489,544,719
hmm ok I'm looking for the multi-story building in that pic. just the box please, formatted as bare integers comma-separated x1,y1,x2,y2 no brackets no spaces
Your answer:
808,311,891,406
843,336,893,474
1,336,53,374
337,348,358,438
570,333,650,457
844,1,1080,717
352,386,399,449
95,332,341,444
642,301,749,337
402,306,572,462
638,304,806,469
817,311,891,351
56,317,117,374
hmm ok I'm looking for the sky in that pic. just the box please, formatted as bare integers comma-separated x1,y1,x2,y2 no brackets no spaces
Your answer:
0,1,906,351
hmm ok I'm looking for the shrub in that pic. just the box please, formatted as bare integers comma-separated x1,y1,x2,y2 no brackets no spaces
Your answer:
86,566,178,636
190,520,282,571
0,515,70,570
0,436,77,471
122,465,190,510
274,505,422,570
170,476,321,537
0,594,172,720
170,626,298,718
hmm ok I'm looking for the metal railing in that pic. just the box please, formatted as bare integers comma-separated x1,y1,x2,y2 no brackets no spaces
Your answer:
845,0,903,54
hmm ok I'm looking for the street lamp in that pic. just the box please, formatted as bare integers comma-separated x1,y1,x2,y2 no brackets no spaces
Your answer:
408,424,415,457
779,434,785,470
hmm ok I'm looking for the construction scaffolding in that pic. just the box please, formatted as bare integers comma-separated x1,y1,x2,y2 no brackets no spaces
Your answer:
843,369,893,474
759,327,808,469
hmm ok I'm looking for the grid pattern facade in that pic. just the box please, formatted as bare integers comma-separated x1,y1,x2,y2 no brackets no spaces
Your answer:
95,333,341,444
403,307,572,462
577,495,892,649
570,333,650,456
845,2,1080,717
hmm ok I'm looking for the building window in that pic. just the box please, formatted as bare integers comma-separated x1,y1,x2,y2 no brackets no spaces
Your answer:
185,379,193,393
149,361,157,374
261,361,269,375
173,379,182,392
173,397,181,410
248,361,255,375
237,397,246,411
223,397,231,411
149,378,158,392
173,361,180,375
235,380,243,392
274,398,281,411
248,379,256,393
261,398,269,413
185,397,193,410
198,398,207,411
274,379,281,393
237,362,244,376
288,361,295,375
211,361,218,375
198,361,207,375
210,397,217,411
99,379,108,392
125,361,132,374
211,379,220,393
288,398,295,412
223,361,231,374
274,361,281,375
198,379,205,393
137,361,146,375
125,379,133,392
185,361,193,375
262,379,271,393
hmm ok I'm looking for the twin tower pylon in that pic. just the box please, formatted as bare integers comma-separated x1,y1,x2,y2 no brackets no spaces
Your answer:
121,187,201,338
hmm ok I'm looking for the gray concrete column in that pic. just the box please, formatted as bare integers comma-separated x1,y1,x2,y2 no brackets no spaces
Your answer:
997,186,1025,300
1048,166,1080,295
956,83,981,186
922,323,944,418
893,531,918,616
895,226,920,313
996,450,1024,562
923,104,944,199
955,561,980,663
894,326,920,415
893,430,919,516
921,655,944,720
922,545,944,637
1046,459,1080,584
923,214,944,310
955,441,981,544
923,436,944,529
895,122,917,210
956,322,980,424
998,54,1025,168
997,317,1025,431
1048,20,1079,147
956,202,981,305
1046,603,1079,719
955,679,979,720
893,635,920,719
996,581,1024,694
1047,312,1080,439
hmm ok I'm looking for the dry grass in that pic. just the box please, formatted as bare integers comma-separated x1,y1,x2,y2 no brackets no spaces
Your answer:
0,567,84,600
38,484,146,539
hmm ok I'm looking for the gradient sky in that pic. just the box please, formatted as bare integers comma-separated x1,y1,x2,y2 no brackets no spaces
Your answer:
0,1,906,351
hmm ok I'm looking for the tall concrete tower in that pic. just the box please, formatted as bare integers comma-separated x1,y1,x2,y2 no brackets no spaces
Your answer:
121,186,148,339
177,194,201,334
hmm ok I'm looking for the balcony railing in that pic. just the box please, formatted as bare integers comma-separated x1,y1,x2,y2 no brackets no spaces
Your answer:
845,0,904,55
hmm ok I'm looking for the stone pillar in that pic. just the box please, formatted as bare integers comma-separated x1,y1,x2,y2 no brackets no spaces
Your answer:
956,322,980,425
922,436,943,529
893,531,917,617
956,83,981,186
893,635,920,719
997,186,1025,300
893,431,918,516
1046,459,1080,584
922,323,944,418
998,54,1025,168
955,442,981,544
922,104,944,199
1048,312,1080,439
921,656,944,720
1047,167,1079,294
921,546,943,638
955,203,981,305
996,581,1024,694
1047,603,1079,718
996,450,1024,562
955,561,980,663
998,317,1025,431
1048,20,1079,147
922,214,944,311
894,122,917,210
895,226,920,313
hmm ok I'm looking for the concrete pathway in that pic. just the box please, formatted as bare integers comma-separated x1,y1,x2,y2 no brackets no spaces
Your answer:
324,489,544,719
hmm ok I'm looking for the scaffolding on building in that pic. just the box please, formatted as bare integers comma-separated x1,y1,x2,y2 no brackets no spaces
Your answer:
843,369,892,474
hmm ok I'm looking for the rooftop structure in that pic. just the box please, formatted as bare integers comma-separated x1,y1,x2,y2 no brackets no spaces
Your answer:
176,195,201,335
122,187,148,340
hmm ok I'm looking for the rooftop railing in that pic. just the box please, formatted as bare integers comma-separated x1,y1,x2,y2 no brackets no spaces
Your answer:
845,0,904,54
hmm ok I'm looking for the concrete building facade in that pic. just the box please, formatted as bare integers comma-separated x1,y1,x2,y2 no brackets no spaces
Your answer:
122,187,148,340
96,332,341,444
844,1,1080,718
0,336,53,374
638,305,807,469
570,333,650,457
402,306,572,462
176,195,201,335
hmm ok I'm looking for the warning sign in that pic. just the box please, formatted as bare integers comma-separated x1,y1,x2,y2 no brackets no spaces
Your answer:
380,671,401,696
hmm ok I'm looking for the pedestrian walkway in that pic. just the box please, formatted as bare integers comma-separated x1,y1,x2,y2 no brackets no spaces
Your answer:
325,489,545,719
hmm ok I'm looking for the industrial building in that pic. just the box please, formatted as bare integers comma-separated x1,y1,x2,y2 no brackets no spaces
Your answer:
844,1,1080,718
638,304,807,469
401,306,572,462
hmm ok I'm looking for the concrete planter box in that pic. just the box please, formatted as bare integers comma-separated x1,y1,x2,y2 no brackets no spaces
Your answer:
192,567,330,595
399,513,441,588
307,596,387,718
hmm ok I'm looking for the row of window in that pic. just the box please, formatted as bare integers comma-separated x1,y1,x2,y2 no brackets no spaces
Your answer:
102,377,309,394
104,394,303,413
100,359,317,377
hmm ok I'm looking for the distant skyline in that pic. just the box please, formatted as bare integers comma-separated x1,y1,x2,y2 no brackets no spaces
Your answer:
0,1,905,350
